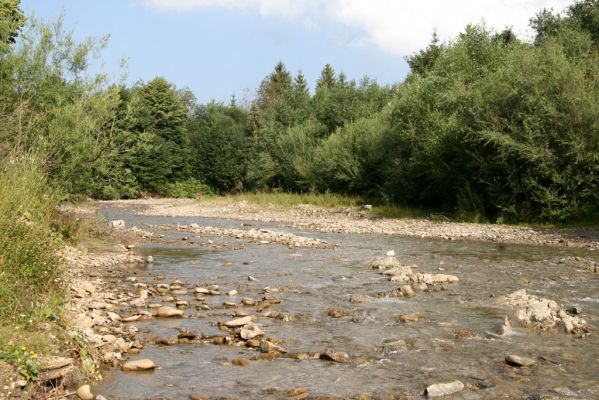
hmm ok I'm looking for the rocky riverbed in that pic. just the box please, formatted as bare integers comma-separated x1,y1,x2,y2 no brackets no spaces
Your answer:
93,198,599,249
9,199,596,399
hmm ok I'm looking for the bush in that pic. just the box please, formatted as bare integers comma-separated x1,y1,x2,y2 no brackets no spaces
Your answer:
157,179,214,198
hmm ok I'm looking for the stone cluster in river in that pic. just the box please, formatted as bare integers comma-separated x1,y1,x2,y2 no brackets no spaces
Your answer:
496,289,588,334
170,223,335,249
557,256,599,273
367,253,460,298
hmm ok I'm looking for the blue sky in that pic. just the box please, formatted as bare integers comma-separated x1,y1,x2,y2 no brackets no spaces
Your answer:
21,0,572,103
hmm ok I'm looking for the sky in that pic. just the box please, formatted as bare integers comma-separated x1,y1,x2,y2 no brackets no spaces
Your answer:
21,0,573,103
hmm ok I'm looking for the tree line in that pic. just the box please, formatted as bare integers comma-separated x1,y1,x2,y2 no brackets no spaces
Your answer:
1,0,598,223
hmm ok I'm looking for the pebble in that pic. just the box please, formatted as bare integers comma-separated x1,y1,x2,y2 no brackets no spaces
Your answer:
505,355,536,367
76,385,94,400
425,380,464,398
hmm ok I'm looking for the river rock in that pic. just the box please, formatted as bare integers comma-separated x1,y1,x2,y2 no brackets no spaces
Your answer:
496,289,587,334
224,315,252,328
496,316,512,335
425,380,464,397
398,312,426,323
350,294,368,303
328,308,348,318
76,385,94,400
505,354,536,367
228,289,238,296
231,358,249,367
157,306,184,318
260,340,286,354
121,359,157,371
241,297,255,306
400,285,416,298
320,348,349,363
368,255,401,270
240,324,264,340
109,220,125,229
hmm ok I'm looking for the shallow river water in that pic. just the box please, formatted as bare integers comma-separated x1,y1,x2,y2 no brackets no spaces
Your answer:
94,204,599,399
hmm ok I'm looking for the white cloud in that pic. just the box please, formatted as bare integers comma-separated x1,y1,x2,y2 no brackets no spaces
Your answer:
141,0,574,55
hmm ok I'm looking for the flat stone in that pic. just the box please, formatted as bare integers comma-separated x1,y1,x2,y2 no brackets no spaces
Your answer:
231,358,249,366
156,306,184,318
425,380,464,397
224,316,252,328
505,355,536,367
121,359,157,372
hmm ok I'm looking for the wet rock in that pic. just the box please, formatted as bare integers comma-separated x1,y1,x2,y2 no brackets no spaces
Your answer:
248,275,258,281
350,294,368,303
368,255,401,270
241,297,255,306
496,316,512,335
398,312,427,323
246,339,261,348
400,285,415,298
95,396,108,400
146,256,154,263
171,289,188,296
121,359,157,371
77,385,94,400
155,337,178,346
287,387,309,399
327,308,348,318
425,380,464,398
505,355,536,367
157,306,184,318
195,287,210,294
320,348,349,363
225,315,253,328
453,329,479,339
260,340,286,354
231,358,249,367
240,324,264,340
227,289,238,296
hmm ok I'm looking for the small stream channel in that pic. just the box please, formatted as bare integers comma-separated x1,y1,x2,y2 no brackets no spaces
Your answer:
93,204,599,399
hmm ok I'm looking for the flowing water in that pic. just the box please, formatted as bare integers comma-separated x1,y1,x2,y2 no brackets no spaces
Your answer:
94,204,599,399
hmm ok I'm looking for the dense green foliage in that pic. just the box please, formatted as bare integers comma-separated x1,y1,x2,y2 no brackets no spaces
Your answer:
0,0,597,237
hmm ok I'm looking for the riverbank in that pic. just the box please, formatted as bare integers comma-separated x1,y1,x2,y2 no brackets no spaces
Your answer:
95,197,599,250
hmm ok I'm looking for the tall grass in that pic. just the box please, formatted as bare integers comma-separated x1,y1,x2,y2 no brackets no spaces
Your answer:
0,153,62,324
